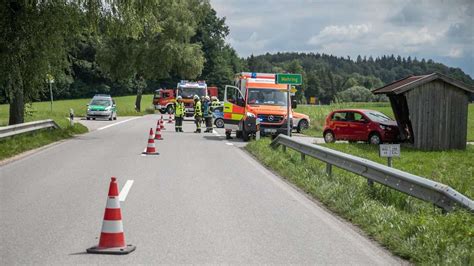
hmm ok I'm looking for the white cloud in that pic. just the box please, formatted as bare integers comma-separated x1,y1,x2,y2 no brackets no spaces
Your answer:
447,48,463,58
376,27,440,53
308,24,371,45
228,32,269,55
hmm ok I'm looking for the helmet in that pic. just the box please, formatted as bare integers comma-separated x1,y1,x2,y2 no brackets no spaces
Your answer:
211,96,217,101
205,96,210,101
177,96,182,100
193,95,199,100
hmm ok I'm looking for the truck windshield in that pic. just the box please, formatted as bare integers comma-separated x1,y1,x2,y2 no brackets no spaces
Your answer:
178,87,206,99
247,88,287,106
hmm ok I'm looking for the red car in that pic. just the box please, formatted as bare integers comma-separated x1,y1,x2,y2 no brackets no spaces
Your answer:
323,109,400,144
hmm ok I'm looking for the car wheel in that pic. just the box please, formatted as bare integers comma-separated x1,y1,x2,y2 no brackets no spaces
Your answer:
324,131,335,143
369,133,381,145
349,140,357,143
214,118,224,128
108,113,113,121
297,119,309,133
92,118,96,120
166,105,175,114
86,117,90,120
113,112,117,120
236,130,242,139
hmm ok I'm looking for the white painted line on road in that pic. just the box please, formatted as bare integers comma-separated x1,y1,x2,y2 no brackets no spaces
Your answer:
97,117,140,131
225,142,234,146
213,130,221,136
119,180,134,202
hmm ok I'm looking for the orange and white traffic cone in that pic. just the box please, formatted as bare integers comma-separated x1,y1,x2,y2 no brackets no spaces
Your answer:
142,128,159,155
87,177,136,254
168,114,173,123
160,118,165,130
155,121,163,140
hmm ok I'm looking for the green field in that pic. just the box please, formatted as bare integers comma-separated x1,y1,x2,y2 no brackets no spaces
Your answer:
0,94,154,160
294,102,474,141
0,94,155,127
246,139,474,264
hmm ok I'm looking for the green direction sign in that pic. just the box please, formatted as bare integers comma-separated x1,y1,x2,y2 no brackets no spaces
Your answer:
276,73,302,85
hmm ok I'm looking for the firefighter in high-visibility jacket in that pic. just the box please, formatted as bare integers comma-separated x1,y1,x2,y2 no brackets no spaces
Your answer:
203,96,213,132
193,94,202,133
210,96,220,110
174,96,185,132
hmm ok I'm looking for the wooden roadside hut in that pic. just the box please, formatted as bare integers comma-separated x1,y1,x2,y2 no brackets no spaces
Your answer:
372,73,473,150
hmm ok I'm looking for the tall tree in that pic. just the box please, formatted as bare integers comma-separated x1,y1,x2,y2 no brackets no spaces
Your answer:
97,0,207,110
0,0,163,124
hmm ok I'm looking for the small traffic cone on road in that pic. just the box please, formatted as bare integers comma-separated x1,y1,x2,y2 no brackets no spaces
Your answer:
87,177,136,255
155,121,163,140
142,128,159,155
168,114,173,123
160,118,166,130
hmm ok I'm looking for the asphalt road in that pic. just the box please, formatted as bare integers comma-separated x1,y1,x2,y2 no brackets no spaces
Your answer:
0,114,401,264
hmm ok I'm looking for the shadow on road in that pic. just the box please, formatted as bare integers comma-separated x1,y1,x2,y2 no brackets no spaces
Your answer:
68,251,89,256
203,135,225,141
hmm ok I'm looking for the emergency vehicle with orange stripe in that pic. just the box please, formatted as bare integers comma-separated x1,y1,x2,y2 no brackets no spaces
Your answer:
224,72,299,141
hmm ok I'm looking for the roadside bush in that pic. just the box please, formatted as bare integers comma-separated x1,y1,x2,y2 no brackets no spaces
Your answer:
336,86,388,102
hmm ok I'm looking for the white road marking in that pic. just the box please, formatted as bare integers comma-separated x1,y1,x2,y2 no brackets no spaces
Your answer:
225,142,234,146
119,180,134,202
213,130,221,136
97,117,140,131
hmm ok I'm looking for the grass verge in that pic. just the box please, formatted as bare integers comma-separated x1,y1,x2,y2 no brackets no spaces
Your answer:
294,103,474,141
246,138,474,264
0,123,88,161
0,94,154,160
0,94,154,126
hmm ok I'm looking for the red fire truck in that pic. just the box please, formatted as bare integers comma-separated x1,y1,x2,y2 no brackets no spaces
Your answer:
153,82,218,115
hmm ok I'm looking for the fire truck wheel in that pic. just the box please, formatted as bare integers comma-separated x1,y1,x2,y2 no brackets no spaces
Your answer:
242,129,250,142
166,105,175,114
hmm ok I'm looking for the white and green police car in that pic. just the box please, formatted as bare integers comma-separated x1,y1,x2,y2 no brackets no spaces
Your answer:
86,94,117,121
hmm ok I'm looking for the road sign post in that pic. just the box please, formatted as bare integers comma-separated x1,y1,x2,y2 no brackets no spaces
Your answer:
276,73,302,137
379,144,401,167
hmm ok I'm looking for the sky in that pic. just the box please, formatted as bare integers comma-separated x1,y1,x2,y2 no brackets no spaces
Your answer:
211,0,474,77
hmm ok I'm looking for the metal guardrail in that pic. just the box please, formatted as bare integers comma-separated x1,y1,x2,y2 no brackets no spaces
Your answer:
271,135,474,213
0,119,60,139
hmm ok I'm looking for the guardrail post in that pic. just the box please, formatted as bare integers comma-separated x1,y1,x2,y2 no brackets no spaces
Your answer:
301,153,305,161
326,163,332,177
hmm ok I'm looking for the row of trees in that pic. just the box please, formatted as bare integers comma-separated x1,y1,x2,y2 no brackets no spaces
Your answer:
2,2,472,124
1,0,243,124
246,53,474,104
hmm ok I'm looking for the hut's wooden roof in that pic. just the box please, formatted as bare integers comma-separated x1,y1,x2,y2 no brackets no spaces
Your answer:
372,73,473,95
